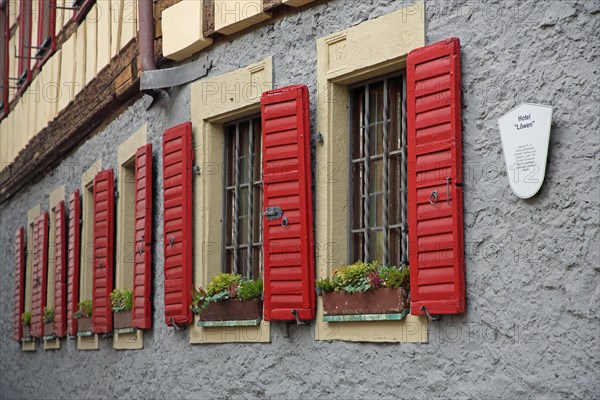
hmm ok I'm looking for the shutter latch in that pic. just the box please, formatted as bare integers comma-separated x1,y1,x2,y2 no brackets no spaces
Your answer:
192,165,201,176
263,206,283,220
311,132,324,145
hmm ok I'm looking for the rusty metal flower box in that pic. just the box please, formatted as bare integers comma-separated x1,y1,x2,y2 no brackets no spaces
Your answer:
43,322,54,337
77,317,92,333
113,310,132,330
199,299,263,321
322,288,409,315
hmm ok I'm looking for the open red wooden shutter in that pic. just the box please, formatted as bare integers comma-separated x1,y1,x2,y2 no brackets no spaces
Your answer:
92,169,115,333
53,201,67,338
13,227,25,341
67,189,81,337
163,123,193,326
132,144,153,330
30,212,49,338
261,84,315,321
407,37,465,315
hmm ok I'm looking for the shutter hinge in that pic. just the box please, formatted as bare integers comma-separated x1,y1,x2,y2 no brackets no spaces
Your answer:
192,165,201,176
311,132,324,145
114,190,119,199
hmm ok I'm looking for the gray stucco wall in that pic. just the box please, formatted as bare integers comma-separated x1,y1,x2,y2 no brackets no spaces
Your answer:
1,0,598,398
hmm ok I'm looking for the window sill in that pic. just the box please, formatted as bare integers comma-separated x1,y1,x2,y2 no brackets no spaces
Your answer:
322,310,409,323
197,317,262,328
114,327,135,335
77,331,93,337
21,336,34,343
42,335,56,341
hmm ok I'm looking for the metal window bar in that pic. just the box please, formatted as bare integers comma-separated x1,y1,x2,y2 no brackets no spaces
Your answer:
233,124,240,274
351,74,407,267
362,84,371,262
400,77,408,264
246,120,254,280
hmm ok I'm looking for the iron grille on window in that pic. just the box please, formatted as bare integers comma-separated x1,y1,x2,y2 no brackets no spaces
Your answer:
224,117,263,280
350,75,408,267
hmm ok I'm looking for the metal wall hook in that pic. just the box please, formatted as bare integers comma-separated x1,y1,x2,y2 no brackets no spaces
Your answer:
420,306,442,321
169,237,175,247
429,191,438,205
170,317,184,331
291,309,306,326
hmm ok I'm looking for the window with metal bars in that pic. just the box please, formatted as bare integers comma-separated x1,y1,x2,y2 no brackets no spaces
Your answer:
223,117,263,280
350,74,408,267
17,0,33,87
36,0,56,67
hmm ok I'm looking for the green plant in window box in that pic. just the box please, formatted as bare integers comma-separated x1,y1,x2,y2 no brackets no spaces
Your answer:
191,273,263,322
317,261,410,316
43,307,55,337
110,288,133,330
74,299,93,333
22,311,32,338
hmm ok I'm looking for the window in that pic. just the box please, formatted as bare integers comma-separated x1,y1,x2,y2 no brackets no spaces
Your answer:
350,75,407,267
35,0,56,68
17,0,32,88
223,117,263,280
1,1,8,116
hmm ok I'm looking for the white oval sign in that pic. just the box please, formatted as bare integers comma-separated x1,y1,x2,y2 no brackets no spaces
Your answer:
497,103,553,199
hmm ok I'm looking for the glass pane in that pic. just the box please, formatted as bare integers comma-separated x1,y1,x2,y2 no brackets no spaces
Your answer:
389,77,402,151
352,232,363,263
351,87,365,160
389,227,401,267
369,193,384,227
369,230,385,264
369,159,384,194
388,156,401,225
352,163,363,230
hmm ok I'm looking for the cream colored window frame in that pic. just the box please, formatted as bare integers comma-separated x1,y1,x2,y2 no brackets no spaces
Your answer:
22,204,41,352
113,125,148,350
190,56,272,344
77,161,101,350
44,186,66,350
315,3,428,343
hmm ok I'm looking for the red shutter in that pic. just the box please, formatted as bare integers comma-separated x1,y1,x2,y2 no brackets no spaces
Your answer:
53,201,67,338
132,144,153,330
30,212,49,338
407,37,465,315
67,189,81,337
92,169,115,333
261,84,315,321
163,123,193,326
13,227,25,341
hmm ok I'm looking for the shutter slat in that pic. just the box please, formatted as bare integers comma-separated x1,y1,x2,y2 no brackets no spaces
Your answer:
261,84,315,321
67,190,81,337
132,144,153,330
92,170,115,333
13,227,25,341
53,201,67,337
30,212,49,338
162,122,193,326
407,37,465,315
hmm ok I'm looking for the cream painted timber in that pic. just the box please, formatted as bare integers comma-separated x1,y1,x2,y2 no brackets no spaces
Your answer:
111,0,123,58
85,6,98,86
43,186,66,350
55,0,65,36
0,121,5,172
315,3,428,343
8,34,16,103
44,50,62,127
22,204,41,352
30,2,38,64
282,0,313,7
162,0,213,61
189,57,273,344
58,34,76,114
113,125,147,351
121,0,138,49
214,0,271,35
78,161,102,351
9,0,17,29
96,0,112,73
74,22,86,98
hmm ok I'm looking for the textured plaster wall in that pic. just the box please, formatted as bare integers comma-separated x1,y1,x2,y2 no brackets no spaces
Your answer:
1,0,599,399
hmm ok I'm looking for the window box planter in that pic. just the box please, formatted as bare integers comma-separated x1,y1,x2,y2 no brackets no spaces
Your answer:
77,317,92,333
199,299,263,322
113,310,132,330
22,325,32,340
43,322,54,337
322,288,409,315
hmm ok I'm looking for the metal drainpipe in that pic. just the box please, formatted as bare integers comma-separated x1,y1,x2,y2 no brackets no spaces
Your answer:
138,0,156,73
